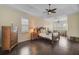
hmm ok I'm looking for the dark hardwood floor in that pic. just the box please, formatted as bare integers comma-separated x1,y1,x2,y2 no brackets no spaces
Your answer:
1,36,79,55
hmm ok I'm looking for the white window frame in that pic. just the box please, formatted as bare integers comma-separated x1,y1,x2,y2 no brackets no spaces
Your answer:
21,17,29,33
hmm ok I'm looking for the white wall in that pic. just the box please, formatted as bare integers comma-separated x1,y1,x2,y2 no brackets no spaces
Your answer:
0,5,31,46
67,12,79,37
0,5,49,46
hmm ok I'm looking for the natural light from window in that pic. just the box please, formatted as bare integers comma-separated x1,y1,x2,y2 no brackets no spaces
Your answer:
21,17,29,32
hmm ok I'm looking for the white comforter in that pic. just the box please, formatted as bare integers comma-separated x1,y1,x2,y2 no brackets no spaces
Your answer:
39,33,52,40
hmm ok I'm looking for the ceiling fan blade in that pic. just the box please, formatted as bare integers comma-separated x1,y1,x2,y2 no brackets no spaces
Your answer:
52,8,57,11
51,11,56,13
46,9,49,11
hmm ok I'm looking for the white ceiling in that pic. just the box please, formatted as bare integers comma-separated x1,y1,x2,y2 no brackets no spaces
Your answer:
6,4,79,18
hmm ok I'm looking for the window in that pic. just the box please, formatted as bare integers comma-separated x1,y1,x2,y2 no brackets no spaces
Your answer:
21,17,29,32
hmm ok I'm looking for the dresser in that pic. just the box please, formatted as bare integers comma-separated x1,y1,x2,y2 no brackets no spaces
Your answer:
2,26,18,51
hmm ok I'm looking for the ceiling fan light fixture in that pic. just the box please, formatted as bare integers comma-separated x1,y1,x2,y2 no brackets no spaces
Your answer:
44,4,57,16
48,12,52,15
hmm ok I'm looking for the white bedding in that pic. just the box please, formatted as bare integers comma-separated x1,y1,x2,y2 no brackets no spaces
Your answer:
39,33,52,40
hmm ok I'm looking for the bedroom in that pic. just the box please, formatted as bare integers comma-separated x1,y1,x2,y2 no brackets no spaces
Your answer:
0,4,79,55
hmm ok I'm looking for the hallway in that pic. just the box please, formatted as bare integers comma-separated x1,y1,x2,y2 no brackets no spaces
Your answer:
1,36,79,55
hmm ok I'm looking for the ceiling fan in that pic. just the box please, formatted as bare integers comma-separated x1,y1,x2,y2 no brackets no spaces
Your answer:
44,4,56,15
